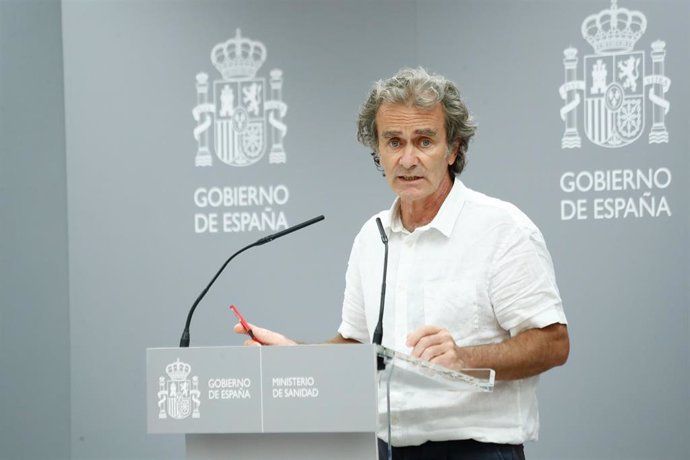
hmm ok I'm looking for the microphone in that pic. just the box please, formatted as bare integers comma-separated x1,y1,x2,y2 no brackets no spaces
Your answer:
254,215,325,246
373,218,388,369
179,215,325,347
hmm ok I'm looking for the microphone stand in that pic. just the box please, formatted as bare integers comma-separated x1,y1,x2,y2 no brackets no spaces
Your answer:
373,217,388,370
179,215,325,347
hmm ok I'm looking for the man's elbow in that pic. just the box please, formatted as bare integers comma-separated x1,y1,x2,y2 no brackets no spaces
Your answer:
550,324,570,367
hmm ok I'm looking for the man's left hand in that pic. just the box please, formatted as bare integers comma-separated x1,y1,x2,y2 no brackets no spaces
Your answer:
406,325,467,371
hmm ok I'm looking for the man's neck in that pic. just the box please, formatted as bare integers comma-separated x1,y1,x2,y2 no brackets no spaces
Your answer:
399,176,454,232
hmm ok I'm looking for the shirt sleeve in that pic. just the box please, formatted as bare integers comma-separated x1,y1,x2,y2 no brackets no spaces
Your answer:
337,234,371,343
488,224,567,337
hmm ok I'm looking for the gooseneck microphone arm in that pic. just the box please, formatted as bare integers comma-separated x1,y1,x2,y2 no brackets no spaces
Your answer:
373,217,388,347
178,241,258,348
179,215,325,347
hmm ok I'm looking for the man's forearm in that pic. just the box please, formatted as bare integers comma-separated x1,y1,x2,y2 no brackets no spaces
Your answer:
459,323,570,380
325,334,361,345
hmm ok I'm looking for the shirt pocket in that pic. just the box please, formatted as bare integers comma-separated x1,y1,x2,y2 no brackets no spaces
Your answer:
422,279,481,346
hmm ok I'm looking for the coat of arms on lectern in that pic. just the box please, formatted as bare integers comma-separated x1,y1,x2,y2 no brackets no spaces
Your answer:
157,359,201,420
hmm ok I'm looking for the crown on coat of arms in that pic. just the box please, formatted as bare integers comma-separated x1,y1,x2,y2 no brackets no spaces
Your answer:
581,0,646,54
165,359,191,381
211,29,267,79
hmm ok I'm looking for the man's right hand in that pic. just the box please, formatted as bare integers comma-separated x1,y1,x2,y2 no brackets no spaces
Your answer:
232,323,297,346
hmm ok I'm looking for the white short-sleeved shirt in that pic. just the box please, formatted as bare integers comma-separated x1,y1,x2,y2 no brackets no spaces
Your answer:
338,179,567,446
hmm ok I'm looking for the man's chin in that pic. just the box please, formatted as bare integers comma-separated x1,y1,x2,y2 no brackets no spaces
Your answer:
394,188,428,203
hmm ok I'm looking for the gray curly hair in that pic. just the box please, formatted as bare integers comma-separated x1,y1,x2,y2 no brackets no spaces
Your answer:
356,67,477,176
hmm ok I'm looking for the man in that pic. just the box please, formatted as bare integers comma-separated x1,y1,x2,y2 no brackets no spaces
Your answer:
235,67,569,459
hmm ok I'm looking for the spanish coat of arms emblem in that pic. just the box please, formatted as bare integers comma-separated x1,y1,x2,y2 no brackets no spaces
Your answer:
559,0,671,149
193,29,288,166
157,359,201,420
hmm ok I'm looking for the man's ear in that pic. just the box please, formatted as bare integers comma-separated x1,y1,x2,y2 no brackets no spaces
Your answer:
448,140,460,164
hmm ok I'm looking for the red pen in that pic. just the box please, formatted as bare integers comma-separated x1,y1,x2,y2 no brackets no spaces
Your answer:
230,305,265,345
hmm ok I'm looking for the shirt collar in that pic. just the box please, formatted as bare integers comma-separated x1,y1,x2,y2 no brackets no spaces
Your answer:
387,178,467,237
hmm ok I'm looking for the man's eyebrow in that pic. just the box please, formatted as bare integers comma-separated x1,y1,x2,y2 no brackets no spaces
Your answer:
415,128,437,136
381,130,401,138
381,129,438,138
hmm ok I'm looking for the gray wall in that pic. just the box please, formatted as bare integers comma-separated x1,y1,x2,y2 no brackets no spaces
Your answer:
2,0,688,459
0,0,71,459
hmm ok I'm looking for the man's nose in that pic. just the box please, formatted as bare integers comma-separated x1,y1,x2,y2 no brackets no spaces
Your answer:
399,144,419,168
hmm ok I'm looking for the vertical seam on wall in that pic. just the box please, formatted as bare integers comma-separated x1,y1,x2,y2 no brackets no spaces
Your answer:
259,346,265,432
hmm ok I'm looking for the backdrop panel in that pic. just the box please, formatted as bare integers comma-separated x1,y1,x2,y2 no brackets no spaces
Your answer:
61,1,688,459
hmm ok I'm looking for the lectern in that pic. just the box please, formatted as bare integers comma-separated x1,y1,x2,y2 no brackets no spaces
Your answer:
147,344,494,460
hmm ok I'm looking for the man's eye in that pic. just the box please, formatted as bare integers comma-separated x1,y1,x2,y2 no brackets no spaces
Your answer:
420,138,432,147
389,139,400,148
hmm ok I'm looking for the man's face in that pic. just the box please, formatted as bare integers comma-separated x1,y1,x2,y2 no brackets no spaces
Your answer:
376,103,457,205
